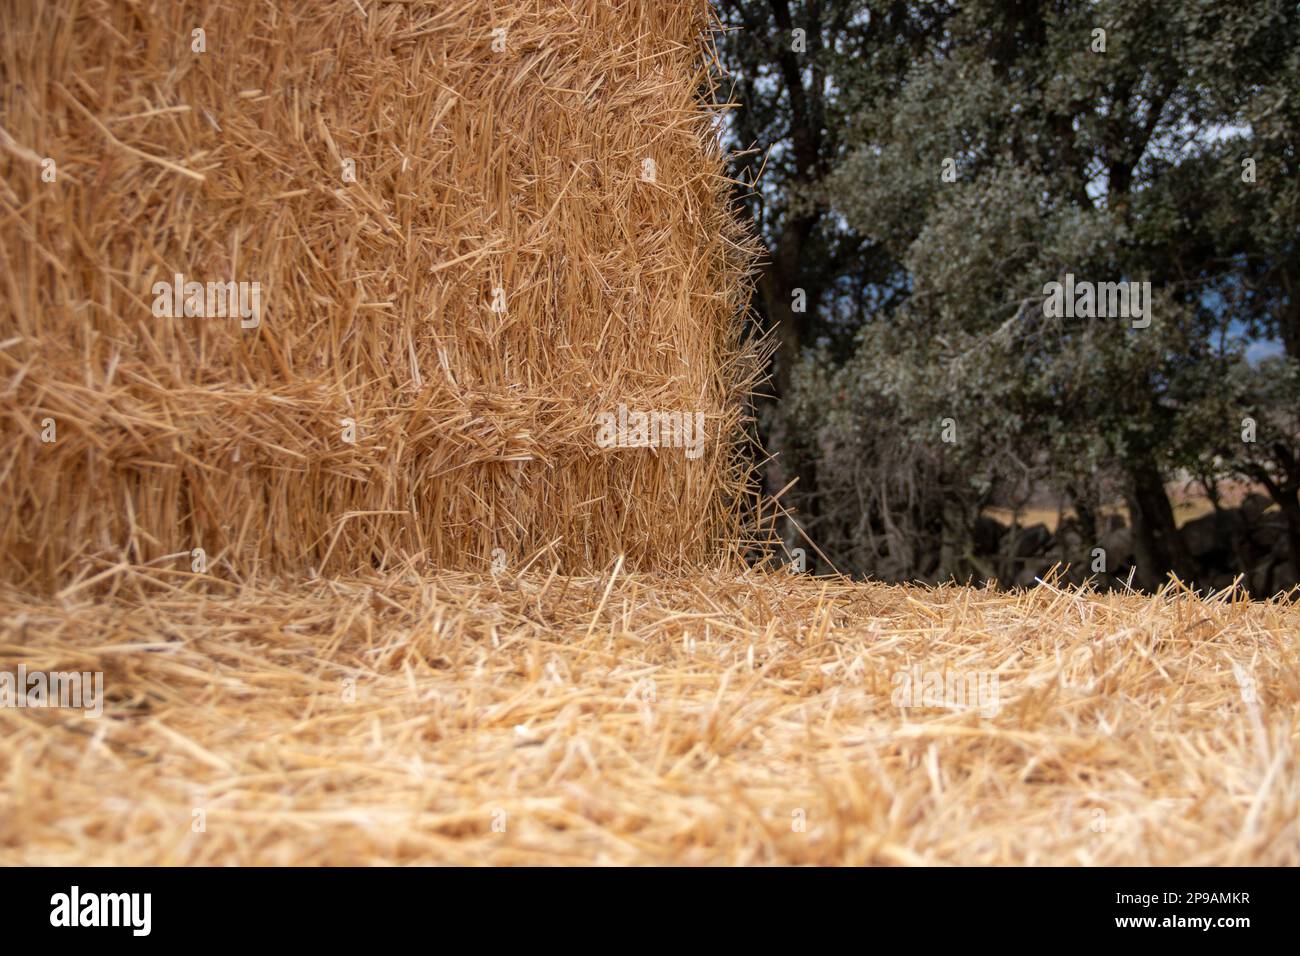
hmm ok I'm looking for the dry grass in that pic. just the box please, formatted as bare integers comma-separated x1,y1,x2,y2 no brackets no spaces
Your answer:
0,0,763,590
2,566,1296,865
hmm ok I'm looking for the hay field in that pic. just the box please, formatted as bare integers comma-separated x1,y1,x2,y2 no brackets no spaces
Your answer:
3,567,1297,865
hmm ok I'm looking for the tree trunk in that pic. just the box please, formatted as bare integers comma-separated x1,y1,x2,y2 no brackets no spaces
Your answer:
1123,458,1192,590
1067,481,1099,546
1271,487,1300,574
759,212,822,557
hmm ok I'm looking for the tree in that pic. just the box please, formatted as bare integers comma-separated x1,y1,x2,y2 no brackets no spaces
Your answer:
715,0,937,554
730,0,1298,589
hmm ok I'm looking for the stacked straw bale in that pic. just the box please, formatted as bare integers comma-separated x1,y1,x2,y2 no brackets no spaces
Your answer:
0,0,762,591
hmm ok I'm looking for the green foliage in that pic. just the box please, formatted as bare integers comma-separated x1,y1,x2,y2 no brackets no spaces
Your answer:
721,0,1300,584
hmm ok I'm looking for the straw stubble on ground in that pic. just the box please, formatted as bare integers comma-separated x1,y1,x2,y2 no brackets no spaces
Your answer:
2,568,1296,865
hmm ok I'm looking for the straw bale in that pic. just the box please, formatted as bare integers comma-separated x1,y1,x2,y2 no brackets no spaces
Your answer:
0,0,763,590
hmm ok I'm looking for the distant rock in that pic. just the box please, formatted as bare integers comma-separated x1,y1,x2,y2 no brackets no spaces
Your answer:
1249,558,1299,597
1241,492,1273,522
1274,562,1299,595
1014,566,1041,589
1098,525,1134,565
1054,519,1085,556
1013,523,1052,558
1251,514,1287,552
1180,510,1243,560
